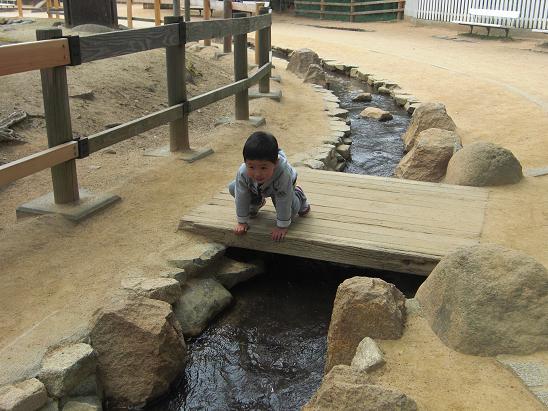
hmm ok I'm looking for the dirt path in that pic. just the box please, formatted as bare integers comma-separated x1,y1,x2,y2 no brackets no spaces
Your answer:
1,14,547,409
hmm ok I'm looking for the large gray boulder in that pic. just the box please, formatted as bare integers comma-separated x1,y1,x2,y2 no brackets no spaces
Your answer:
395,128,462,182
444,141,523,186
286,48,321,78
325,277,406,372
173,278,232,337
37,343,97,398
303,365,417,411
416,244,548,356
0,379,48,411
402,102,457,151
303,64,327,87
90,296,186,408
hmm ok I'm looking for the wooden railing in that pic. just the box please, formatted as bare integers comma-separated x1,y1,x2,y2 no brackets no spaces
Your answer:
0,11,273,205
294,0,405,22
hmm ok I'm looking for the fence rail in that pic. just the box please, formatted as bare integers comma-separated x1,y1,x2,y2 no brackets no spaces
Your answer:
0,8,273,205
405,0,548,30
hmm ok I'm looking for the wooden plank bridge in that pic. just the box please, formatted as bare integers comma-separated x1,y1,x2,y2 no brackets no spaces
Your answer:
180,169,489,276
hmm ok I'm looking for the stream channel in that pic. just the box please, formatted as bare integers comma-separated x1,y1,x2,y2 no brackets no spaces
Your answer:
150,72,413,411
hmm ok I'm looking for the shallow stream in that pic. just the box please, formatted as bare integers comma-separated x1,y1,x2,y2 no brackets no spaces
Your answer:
149,73,413,410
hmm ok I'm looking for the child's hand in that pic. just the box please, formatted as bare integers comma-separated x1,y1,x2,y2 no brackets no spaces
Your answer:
271,226,288,242
234,222,249,235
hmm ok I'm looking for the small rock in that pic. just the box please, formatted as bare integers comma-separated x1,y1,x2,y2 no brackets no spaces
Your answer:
168,243,226,279
394,94,416,106
342,137,353,145
0,378,48,411
360,107,393,122
352,92,372,102
173,278,232,337
121,277,182,304
334,162,346,172
327,108,348,119
378,86,391,95
349,67,360,78
406,102,421,115
335,144,351,160
69,90,95,101
214,257,264,289
38,343,96,398
103,149,116,155
304,159,326,170
322,136,341,145
351,337,386,372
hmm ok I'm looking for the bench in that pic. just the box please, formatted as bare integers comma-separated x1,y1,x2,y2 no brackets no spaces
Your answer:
452,8,520,37
533,28,548,34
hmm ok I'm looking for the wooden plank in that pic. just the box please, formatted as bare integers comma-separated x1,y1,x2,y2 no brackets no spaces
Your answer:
87,104,183,153
208,195,483,236
185,13,271,42
186,204,477,254
223,0,232,53
0,39,70,76
186,62,271,112
0,142,78,187
79,24,180,63
17,0,22,16
298,169,489,199
181,215,439,275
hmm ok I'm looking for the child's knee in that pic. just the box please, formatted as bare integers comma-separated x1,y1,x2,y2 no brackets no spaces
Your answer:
228,181,236,197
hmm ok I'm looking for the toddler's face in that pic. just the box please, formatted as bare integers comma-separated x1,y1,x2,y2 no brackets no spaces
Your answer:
245,159,277,184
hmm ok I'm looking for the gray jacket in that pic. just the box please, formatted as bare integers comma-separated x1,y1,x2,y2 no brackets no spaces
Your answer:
234,150,297,228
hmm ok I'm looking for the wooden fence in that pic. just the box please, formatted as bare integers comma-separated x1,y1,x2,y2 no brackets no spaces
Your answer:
295,0,406,22
404,0,548,30
0,9,273,204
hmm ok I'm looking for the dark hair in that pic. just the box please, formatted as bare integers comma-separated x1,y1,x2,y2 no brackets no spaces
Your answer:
243,131,279,163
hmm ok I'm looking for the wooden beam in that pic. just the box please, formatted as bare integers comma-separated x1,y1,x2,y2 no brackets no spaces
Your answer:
54,0,59,18
87,104,184,154
154,0,161,26
223,0,232,53
233,12,249,121
0,142,78,187
185,13,271,42
127,0,133,28
17,0,22,17
0,39,70,77
79,25,180,63
186,62,271,112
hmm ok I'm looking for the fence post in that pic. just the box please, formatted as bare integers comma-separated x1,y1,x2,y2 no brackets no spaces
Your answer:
258,7,270,94
127,0,133,28
254,2,264,64
173,0,180,16
54,0,60,18
223,0,232,53
184,0,190,21
46,0,52,18
233,12,249,120
165,16,189,152
36,28,79,204
17,0,22,17
155,0,161,25
203,0,211,46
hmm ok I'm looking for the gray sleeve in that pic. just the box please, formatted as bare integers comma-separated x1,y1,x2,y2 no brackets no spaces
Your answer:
234,170,251,224
275,172,294,228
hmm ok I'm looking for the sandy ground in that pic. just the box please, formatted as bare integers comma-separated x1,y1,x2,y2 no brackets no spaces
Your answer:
1,12,547,409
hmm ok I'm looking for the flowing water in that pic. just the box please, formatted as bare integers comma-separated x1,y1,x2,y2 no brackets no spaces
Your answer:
149,74,413,411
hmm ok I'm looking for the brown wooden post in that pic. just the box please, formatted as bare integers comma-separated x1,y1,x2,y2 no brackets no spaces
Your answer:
17,0,23,17
258,7,270,93
233,12,249,120
54,0,60,18
223,0,232,53
320,0,324,19
165,16,189,152
254,2,264,64
36,28,79,204
398,1,404,20
184,0,191,21
350,0,355,22
203,0,211,46
154,0,161,25
46,0,52,18
127,0,133,28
